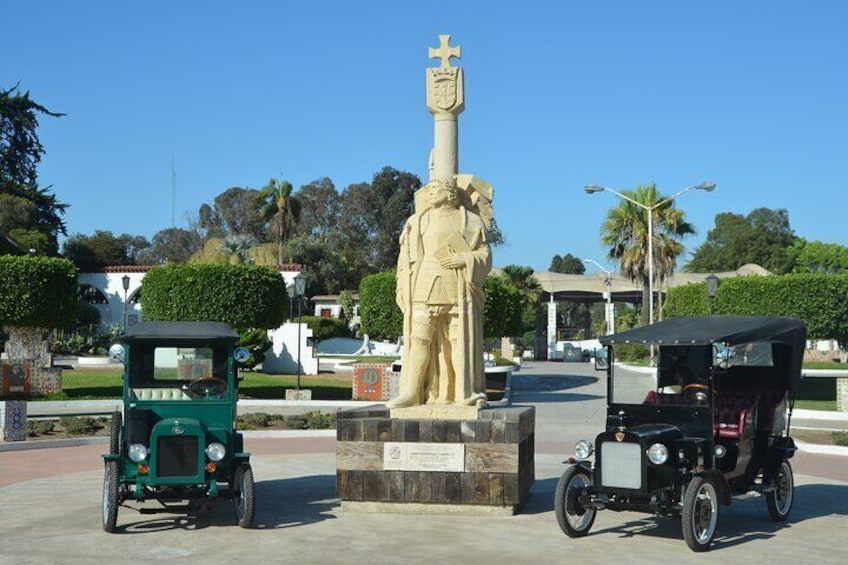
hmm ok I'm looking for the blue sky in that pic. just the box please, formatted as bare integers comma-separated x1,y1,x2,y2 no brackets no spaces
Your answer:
3,1,847,274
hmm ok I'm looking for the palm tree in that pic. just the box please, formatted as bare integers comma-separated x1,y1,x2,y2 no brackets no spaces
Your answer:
600,184,694,324
221,234,257,265
256,176,300,266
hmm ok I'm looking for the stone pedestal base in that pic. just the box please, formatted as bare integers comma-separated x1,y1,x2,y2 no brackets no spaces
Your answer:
0,400,27,442
336,405,534,513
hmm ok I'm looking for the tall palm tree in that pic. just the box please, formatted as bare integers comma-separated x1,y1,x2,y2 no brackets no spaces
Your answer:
600,184,694,324
256,176,300,266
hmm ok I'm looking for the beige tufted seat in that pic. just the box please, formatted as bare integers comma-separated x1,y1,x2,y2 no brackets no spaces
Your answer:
132,388,193,401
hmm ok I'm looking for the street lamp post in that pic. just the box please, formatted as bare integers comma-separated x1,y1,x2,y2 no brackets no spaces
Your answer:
121,275,130,330
584,181,715,325
292,273,307,394
583,259,614,335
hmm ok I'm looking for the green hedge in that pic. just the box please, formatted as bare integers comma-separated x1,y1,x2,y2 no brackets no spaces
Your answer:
665,274,848,345
358,271,403,341
483,275,523,338
359,271,525,342
141,263,286,329
0,256,78,328
295,315,350,342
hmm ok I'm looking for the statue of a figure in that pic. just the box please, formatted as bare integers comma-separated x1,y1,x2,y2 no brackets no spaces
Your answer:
387,177,492,408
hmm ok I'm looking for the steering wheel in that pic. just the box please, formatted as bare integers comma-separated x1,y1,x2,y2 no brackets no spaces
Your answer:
188,377,227,398
682,382,715,405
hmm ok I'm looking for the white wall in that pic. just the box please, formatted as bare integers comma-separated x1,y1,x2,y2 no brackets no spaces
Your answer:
263,322,318,375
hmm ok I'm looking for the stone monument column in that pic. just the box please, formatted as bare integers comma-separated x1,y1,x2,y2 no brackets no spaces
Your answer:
426,35,464,184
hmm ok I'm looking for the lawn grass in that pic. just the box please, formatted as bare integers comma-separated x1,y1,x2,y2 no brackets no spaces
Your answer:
37,367,352,401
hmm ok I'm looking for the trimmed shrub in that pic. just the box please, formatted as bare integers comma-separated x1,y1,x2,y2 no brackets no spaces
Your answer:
295,315,350,342
359,271,403,341
141,263,286,329
59,416,100,436
0,256,78,329
484,275,523,339
665,274,848,349
27,419,55,437
614,343,650,362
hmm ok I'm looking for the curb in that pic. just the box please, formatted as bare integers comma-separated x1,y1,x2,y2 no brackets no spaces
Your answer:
796,440,848,457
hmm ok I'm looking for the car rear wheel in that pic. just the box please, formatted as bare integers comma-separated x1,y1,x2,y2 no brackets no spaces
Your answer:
102,460,120,533
682,475,719,552
766,460,794,521
109,411,122,455
233,463,256,528
554,465,596,537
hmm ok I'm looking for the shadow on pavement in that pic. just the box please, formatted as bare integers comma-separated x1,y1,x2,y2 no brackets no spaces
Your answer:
113,474,339,533
551,483,848,551
511,374,603,404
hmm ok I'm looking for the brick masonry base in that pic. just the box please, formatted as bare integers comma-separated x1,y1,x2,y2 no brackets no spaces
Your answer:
336,405,535,514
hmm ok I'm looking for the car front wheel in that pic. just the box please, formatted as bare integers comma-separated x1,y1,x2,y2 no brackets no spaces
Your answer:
682,475,719,552
102,460,120,533
554,465,596,537
233,463,256,528
109,411,122,455
767,460,794,521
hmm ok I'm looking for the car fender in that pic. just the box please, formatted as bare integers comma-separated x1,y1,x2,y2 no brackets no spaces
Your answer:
693,469,732,506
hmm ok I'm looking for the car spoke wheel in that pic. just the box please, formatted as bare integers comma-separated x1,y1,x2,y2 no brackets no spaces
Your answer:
109,411,122,455
233,463,256,528
682,476,719,552
554,465,596,537
102,460,120,533
767,460,794,522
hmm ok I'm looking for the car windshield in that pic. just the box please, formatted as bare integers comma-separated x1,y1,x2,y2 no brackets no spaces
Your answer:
128,344,229,399
611,345,711,406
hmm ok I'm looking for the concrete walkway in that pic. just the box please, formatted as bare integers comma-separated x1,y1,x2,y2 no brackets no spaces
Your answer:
1,361,846,564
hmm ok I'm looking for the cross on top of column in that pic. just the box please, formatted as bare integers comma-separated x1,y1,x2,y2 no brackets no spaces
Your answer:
429,34,461,68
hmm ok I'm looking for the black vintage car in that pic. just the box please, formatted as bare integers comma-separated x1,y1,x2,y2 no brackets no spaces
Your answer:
554,316,806,551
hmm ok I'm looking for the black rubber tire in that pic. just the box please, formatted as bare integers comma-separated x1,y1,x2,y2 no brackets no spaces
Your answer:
554,465,596,537
102,460,120,533
682,475,719,552
109,411,122,455
233,463,256,528
766,460,794,522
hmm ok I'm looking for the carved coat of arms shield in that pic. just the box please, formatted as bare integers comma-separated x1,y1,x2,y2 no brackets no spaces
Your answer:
433,77,457,110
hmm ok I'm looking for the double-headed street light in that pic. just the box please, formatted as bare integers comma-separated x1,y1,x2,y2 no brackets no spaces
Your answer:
583,259,614,335
585,181,715,325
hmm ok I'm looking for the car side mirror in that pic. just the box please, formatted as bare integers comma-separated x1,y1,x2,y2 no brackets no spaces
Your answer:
109,344,125,364
234,347,250,364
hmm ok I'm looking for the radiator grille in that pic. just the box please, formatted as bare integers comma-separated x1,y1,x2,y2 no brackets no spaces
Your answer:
600,441,642,489
156,436,199,477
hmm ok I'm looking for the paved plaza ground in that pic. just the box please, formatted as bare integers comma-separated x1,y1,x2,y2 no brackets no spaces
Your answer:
1,362,846,564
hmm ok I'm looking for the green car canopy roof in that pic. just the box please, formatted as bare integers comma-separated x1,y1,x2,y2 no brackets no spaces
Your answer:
122,321,240,342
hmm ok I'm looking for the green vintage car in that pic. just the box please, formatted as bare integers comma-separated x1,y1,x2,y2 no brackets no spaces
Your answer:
101,321,255,532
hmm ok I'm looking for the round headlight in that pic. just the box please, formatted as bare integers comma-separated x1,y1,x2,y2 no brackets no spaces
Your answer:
205,442,226,462
574,439,594,460
714,444,727,459
128,443,148,463
647,443,669,465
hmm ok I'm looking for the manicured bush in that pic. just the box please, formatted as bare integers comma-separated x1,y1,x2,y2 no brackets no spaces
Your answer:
484,276,523,339
141,263,286,329
833,431,848,447
238,327,272,369
295,315,351,342
0,256,78,329
358,271,403,341
665,274,848,350
614,343,650,362
59,416,100,436
26,419,55,437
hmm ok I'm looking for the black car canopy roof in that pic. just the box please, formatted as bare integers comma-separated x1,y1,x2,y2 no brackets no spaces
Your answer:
599,315,807,392
599,316,806,348
122,321,240,342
